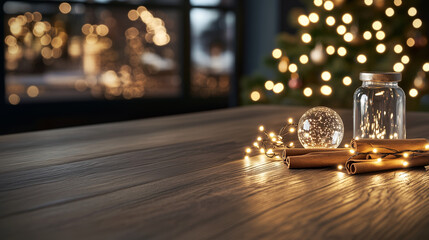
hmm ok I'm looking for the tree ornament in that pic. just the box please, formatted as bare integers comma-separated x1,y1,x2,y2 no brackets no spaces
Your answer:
310,43,326,65
297,106,344,148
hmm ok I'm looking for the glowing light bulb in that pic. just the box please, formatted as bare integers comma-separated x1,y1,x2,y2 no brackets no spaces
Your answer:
401,55,409,64
337,47,347,56
408,7,417,17
407,38,415,47
342,13,352,24
364,0,373,6
350,149,355,154
265,80,274,90
288,118,293,124
337,165,343,170
273,83,284,93
337,25,346,35
288,63,298,73
372,21,382,30
244,156,249,160
298,15,310,27
342,76,352,86
394,0,402,7
253,142,259,147
321,71,331,81
326,45,335,55
250,91,260,101
385,7,394,17
289,142,294,147
403,153,409,158
267,149,274,154
301,33,312,43
245,148,251,153
260,148,265,153
344,144,349,148
326,16,335,26
393,62,404,72
257,136,262,141
289,127,295,133
357,54,367,64
376,31,385,40
309,13,319,23
299,54,309,64
403,161,409,167
272,48,282,59
409,88,418,97
377,158,382,163
423,63,429,72
425,144,429,149
376,43,386,53
363,31,372,40
259,125,264,132
320,85,332,96
394,44,403,53
372,148,378,153
303,87,313,97
324,1,334,11
269,132,275,138
413,19,422,29
314,0,323,7
344,32,354,42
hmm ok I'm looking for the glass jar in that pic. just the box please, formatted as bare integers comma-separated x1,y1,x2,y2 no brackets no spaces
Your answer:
353,72,406,139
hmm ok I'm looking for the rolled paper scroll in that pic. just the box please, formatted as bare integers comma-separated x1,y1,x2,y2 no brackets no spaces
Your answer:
350,138,428,153
285,150,356,169
346,152,429,175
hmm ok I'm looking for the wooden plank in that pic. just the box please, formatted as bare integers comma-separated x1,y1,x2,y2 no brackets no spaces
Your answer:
0,105,429,239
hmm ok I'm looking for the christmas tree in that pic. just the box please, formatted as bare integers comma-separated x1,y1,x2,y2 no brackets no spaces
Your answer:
242,0,429,110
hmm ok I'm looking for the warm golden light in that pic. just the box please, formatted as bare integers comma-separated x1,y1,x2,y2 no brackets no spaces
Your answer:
413,18,422,29
273,83,285,93
337,165,343,170
408,7,417,17
357,54,367,64
272,48,282,59
423,63,429,72
342,76,352,86
394,44,403,53
409,88,418,97
265,80,274,90
27,85,39,98
385,7,394,17
301,33,312,43
309,13,319,23
259,125,264,132
59,2,72,14
250,91,261,101
289,63,298,73
269,132,275,138
324,0,334,11
342,13,352,24
299,54,309,64
403,161,409,167
337,47,347,56
377,158,382,163
289,127,295,133
96,24,109,36
401,55,410,64
278,57,288,73
128,9,139,21
344,32,354,42
372,21,382,30
336,25,346,35
246,148,251,153
394,0,402,7
376,43,386,53
8,94,20,105
350,149,355,154
321,71,331,81
406,38,415,47
403,153,410,158
326,46,335,55
314,0,323,7
425,144,429,150
376,31,385,40
298,15,310,27
288,118,293,124
372,148,378,153
257,136,262,141
326,16,335,26
320,85,332,96
393,62,404,72
344,144,349,148
303,87,313,97
363,31,372,40
364,0,373,6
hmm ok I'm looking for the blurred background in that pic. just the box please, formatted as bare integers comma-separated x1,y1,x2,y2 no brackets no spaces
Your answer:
1,0,429,134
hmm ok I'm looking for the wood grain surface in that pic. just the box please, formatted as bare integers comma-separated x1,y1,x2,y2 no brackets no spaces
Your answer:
1,105,429,240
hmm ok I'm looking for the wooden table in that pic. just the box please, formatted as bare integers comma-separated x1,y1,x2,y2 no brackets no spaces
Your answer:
1,105,429,239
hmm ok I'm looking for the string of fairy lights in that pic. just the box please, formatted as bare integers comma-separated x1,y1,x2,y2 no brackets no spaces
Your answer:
250,0,429,102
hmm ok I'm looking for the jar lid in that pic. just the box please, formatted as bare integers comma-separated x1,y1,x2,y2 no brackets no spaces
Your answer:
359,72,402,82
